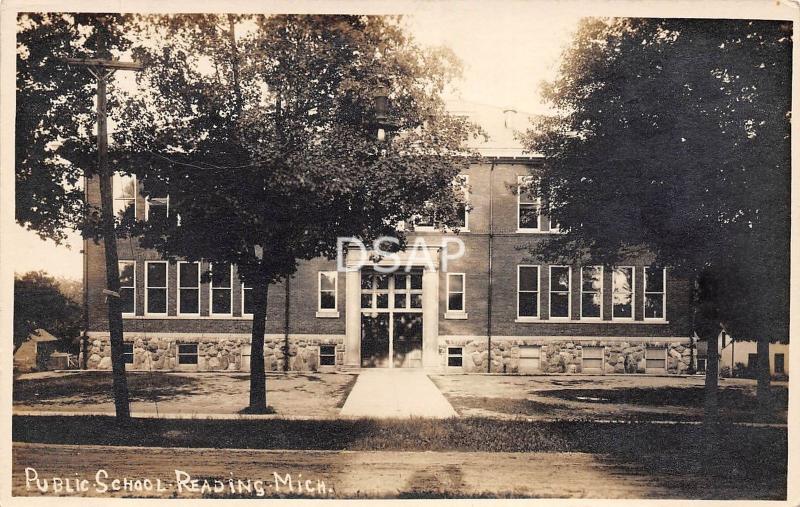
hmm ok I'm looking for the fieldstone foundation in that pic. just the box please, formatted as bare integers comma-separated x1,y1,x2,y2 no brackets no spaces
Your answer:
84,334,345,372
441,337,692,374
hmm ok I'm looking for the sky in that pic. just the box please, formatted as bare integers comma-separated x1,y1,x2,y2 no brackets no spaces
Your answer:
9,7,583,280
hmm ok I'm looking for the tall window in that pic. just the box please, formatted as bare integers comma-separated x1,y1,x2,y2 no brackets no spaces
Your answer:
447,273,465,312
517,176,540,231
412,175,469,231
112,173,136,220
581,266,602,319
644,267,666,320
549,266,570,318
178,262,200,315
145,195,169,223
242,283,254,315
118,261,135,315
517,265,539,318
318,271,337,311
454,175,469,230
612,266,634,319
145,261,167,315
775,353,785,374
210,263,232,315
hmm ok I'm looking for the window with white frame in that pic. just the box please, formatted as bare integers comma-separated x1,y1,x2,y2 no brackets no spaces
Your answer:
112,173,136,220
447,273,465,313
145,261,167,315
242,283,254,315
123,342,134,364
581,266,602,319
517,176,540,231
178,261,200,315
319,345,336,366
177,343,198,365
612,266,634,319
447,347,463,367
549,266,570,318
318,271,337,311
118,261,135,315
145,195,169,223
517,265,539,318
644,267,666,320
210,263,232,315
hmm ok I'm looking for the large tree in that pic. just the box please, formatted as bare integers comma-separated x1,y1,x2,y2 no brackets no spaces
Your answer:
115,14,478,412
522,18,790,430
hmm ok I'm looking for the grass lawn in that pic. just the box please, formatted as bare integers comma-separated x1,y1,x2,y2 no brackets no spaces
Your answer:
13,371,357,417
430,374,788,423
12,414,787,499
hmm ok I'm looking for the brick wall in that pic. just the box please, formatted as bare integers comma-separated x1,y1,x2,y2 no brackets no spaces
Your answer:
86,158,693,352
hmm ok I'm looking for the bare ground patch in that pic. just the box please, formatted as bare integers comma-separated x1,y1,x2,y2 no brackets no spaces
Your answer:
14,371,358,418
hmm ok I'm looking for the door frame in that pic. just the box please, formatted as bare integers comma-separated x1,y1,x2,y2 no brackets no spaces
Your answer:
344,245,442,368
359,271,424,368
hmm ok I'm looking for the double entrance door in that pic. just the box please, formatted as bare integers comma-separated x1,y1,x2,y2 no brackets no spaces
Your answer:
360,270,424,368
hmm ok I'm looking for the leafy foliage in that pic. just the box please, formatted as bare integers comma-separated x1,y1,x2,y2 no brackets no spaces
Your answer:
114,14,479,285
14,271,82,352
15,13,131,243
522,18,790,343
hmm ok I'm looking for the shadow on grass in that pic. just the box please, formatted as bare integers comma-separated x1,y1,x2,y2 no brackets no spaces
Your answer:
335,374,359,409
13,372,200,405
537,386,788,409
584,423,787,500
447,396,564,417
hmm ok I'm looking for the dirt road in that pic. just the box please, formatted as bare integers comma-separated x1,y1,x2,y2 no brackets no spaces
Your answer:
11,442,773,499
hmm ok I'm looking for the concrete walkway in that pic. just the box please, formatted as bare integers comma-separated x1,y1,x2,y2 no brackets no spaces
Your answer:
340,369,457,418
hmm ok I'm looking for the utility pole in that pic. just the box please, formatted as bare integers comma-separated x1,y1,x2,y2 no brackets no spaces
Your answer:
63,16,142,420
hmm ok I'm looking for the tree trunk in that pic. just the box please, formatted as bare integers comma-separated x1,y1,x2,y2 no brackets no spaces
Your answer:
248,272,270,413
702,328,722,463
756,336,772,420
283,277,290,372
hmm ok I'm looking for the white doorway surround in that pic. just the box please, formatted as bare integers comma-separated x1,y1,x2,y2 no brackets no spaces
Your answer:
343,245,441,368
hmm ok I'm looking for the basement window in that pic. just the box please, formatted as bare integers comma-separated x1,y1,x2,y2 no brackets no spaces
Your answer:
123,343,134,364
177,343,199,365
582,346,605,372
645,347,667,372
447,347,463,367
319,345,336,366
